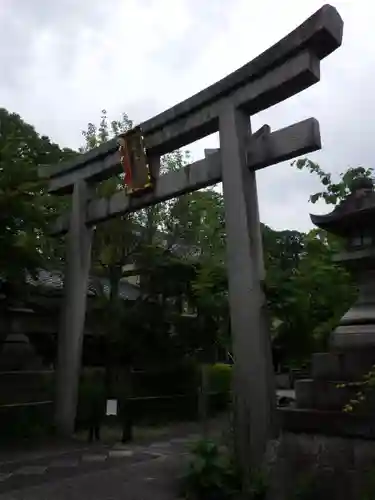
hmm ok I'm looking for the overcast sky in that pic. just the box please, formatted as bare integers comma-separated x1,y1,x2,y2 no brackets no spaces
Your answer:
1,0,373,231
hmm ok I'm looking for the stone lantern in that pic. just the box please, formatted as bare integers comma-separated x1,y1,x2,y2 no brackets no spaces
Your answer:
286,177,375,436
310,177,375,350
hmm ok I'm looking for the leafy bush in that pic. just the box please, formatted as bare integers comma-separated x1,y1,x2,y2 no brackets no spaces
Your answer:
361,466,375,500
181,439,241,500
207,363,232,395
181,438,267,500
0,402,54,443
336,364,375,414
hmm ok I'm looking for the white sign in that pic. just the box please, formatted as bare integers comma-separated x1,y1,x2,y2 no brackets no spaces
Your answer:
106,399,118,416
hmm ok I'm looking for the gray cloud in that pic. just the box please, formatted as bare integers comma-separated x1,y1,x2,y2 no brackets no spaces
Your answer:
152,1,229,72
1,0,115,86
0,0,374,233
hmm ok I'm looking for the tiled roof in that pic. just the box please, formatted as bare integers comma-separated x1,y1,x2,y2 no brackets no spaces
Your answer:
26,270,140,300
21,230,200,300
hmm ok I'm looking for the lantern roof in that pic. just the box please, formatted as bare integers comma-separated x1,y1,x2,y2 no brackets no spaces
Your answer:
310,177,375,237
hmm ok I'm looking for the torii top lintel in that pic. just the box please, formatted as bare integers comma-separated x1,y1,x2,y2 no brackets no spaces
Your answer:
40,4,343,195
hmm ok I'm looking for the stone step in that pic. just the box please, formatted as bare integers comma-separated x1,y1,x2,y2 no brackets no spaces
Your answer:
278,407,375,439
294,378,375,412
311,350,375,381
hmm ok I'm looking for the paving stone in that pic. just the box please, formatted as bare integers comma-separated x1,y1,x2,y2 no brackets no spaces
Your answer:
108,450,134,458
149,442,172,448
112,443,134,450
145,451,166,460
0,473,12,482
170,438,189,444
187,434,201,440
81,454,107,463
15,466,48,475
49,459,80,468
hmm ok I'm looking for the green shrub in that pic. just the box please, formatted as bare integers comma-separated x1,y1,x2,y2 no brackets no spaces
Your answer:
207,363,232,395
0,402,54,443
361,466,375,500
181,439,241,500
181,438,267,500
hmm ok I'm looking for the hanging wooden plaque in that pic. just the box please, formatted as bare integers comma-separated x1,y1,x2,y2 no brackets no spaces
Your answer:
118,126,153,195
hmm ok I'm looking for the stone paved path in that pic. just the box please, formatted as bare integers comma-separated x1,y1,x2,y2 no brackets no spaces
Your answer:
0,434,201,499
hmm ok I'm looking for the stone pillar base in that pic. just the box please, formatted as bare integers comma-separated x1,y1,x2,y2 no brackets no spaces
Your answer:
279,407,375,439
332,324,375,349
311,349,375,381
291,348,375,434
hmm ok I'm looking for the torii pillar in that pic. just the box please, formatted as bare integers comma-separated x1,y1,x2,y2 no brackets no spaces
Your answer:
55,180,93,436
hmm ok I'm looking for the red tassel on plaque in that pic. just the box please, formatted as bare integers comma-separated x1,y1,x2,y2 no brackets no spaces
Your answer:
117,127,153,195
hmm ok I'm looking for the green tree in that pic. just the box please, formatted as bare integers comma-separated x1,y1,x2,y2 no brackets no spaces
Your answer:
271,157,365,366
0,108,75,286
293,158,373,205
292,159,375,411
265,227,355,366
0,108,76,353
81,109,238,380
156,190,229,363
81,110,191,301
80,110,206,392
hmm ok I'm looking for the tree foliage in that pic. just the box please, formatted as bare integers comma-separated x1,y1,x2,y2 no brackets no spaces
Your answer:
81,110,191,289
81,111,223,367
0,105,363,373
293,158,373,205
276,157,366,365
265,227,355,365
0,108,75,286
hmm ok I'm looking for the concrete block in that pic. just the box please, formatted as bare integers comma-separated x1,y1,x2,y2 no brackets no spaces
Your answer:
311,350,375,381
333,324,375,349
278,407,375,439
312,352,340,380
265,432,362,500
295,379,359,411
353,439,375,471
276,373,291,389
339,349,375,380
295,379,314,409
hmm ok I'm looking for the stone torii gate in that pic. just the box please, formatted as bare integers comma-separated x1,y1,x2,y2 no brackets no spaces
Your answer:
40,4,343,474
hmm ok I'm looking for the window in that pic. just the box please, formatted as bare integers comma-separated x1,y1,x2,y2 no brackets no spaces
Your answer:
349,233,373,248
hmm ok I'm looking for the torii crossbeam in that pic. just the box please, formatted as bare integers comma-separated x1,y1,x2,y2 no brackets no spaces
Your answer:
40,4,343,484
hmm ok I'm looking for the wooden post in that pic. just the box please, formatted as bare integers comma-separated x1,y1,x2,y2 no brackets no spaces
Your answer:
219,103,276,484
55,180,93,436
198,363,209,437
